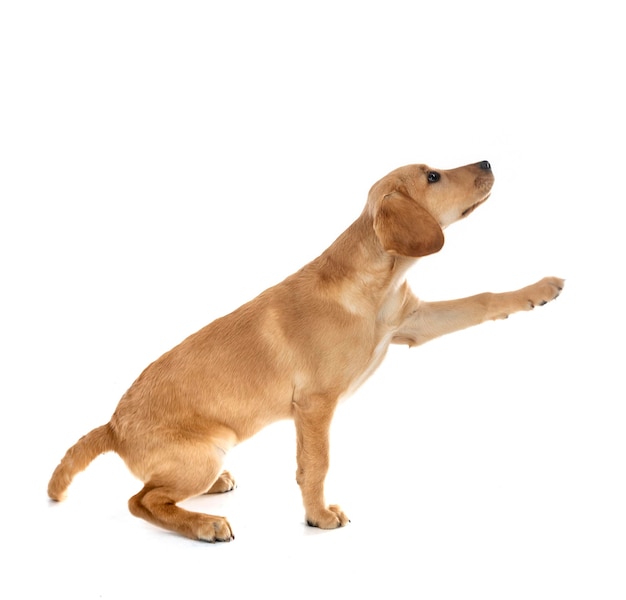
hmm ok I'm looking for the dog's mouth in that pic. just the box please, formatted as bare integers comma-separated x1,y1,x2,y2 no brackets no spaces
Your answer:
461,194,490,218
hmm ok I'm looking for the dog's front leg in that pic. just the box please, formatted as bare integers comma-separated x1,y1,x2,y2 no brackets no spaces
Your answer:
292,394,349,529
394,276,564,347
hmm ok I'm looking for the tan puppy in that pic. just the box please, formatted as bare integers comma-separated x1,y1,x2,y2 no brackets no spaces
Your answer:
48,160,564,542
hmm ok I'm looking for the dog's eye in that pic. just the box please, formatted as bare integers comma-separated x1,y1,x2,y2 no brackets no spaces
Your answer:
427,171,440,183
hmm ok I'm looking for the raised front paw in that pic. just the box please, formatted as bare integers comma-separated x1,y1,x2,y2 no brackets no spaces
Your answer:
306,504,350,529
524,276,565,309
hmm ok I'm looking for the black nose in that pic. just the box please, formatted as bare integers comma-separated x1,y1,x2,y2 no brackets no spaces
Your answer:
479,160,491,170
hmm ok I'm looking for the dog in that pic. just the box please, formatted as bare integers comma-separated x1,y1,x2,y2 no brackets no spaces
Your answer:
48,160,564,542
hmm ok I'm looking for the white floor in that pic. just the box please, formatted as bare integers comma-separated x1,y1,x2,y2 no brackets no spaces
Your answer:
2,2,624,599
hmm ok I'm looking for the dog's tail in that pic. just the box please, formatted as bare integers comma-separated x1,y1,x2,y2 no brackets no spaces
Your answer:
48,423,116,501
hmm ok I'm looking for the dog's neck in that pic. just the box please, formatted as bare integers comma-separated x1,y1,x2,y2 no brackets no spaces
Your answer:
307,215,417,312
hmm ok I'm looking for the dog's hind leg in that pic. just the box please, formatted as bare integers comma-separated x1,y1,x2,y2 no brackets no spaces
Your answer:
129,484,234,542
127,439,235,542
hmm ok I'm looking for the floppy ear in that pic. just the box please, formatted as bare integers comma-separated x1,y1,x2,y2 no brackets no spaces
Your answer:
373,191,444,257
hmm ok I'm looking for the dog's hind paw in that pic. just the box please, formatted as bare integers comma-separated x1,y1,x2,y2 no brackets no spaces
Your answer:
196,515,235,543
205,470,236,494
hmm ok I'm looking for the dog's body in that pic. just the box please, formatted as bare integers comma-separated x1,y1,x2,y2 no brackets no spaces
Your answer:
48,161,564,541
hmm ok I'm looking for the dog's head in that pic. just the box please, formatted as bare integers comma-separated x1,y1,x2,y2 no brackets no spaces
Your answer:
368,160,494,258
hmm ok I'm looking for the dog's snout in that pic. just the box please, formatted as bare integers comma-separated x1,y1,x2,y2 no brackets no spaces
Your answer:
479,160,491,171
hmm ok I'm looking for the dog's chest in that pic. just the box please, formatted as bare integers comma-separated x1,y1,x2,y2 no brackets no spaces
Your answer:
338,285,407,401
340,330,394,401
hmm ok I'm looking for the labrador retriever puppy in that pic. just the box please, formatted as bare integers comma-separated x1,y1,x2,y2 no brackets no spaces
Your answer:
48,160,564,541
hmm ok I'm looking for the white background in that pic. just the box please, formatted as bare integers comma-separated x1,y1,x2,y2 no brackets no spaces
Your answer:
1,1,624,599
